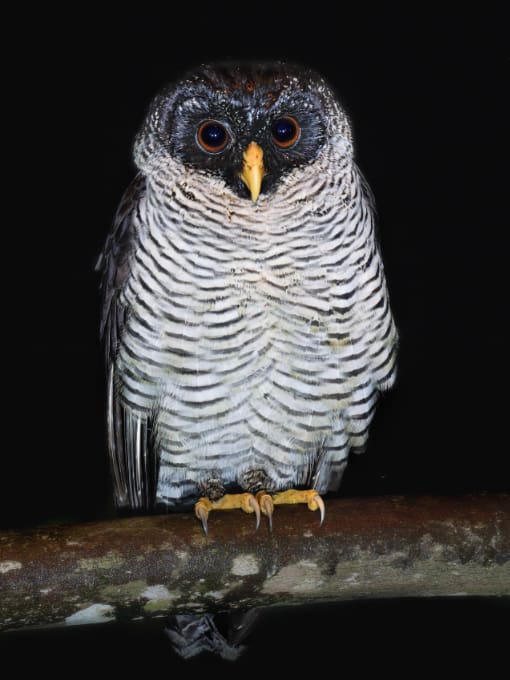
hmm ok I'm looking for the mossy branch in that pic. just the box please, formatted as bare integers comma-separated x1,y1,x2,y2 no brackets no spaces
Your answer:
1,494,509,631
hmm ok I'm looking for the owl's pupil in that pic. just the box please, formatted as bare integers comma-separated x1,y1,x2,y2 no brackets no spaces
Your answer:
273,119,295,141
203,124,225,146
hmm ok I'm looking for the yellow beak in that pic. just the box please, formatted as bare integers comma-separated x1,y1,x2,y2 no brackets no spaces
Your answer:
239,142,265,203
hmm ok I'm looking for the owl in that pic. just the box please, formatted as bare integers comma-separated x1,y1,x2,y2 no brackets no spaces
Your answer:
98,62,398,535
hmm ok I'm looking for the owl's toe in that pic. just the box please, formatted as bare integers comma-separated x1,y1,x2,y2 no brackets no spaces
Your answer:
272,488,325,526
194,493,260,535
194,497,213,535
256,491,274,532
254,488,325,530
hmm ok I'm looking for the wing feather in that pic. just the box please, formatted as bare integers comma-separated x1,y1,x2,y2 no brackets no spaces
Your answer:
97,174,158,510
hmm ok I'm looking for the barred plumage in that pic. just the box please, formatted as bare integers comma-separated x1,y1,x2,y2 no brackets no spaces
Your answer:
98,62,398,513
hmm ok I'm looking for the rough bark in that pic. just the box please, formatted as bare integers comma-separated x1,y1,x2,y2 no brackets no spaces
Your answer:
1,494,509,631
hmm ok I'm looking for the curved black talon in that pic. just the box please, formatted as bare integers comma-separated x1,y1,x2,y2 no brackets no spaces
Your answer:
257,492,274,532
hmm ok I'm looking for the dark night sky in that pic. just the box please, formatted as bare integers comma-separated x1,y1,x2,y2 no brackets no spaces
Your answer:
3,6,508,672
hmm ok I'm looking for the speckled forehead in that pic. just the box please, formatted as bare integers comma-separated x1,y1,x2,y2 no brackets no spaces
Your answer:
211,74,304,108
175,73,328,119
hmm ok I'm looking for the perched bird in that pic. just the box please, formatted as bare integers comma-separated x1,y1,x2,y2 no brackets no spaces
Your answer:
98,60,398,658
98,61,398,536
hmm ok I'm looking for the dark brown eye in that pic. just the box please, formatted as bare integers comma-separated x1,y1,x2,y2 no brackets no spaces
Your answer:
271,115,301,148
196,120,229,154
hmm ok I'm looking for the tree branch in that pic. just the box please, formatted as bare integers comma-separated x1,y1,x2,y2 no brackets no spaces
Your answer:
1,494,509,631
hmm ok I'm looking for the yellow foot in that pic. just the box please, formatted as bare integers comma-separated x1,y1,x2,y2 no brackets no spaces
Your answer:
272,489,325,527
194,493,260,535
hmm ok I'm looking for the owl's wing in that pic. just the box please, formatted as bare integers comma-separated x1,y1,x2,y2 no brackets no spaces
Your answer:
354,162,378,219
97,174,157,510
97,173,145,365
354,163,399,389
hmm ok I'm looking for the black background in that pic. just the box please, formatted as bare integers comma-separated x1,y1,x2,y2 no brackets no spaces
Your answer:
3,6,508,673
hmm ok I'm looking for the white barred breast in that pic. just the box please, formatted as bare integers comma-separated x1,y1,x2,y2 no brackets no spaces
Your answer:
115,143,398,507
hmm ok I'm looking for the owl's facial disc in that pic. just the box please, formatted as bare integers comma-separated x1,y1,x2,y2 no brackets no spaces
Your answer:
159,63,332,202
239,142,266,202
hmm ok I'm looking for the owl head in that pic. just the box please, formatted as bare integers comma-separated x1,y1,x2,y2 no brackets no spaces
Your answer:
134,62,353,203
